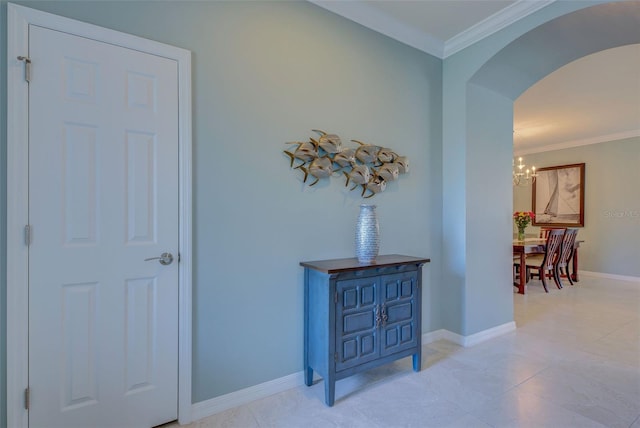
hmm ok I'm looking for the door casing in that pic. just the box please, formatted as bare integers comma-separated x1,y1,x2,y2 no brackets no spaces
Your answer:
6,4,193,426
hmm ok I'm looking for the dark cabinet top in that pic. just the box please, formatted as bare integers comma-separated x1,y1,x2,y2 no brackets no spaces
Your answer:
300,254,430,274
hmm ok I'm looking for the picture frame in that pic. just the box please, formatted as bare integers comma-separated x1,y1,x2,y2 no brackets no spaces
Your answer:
532,163,585,227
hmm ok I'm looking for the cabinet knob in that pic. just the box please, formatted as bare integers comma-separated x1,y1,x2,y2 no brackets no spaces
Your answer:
374,306,382,327
374,304,388,327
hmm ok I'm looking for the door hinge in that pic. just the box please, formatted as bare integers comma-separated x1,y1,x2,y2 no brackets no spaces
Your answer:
17,56,31,83
334,352,338,362
334,291,338,304
24,387,30,410
24,225,32,246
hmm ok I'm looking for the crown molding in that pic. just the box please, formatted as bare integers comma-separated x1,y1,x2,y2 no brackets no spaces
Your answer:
310,0,556,59
515,129,640,156
309,0,444,57
444,0,556,57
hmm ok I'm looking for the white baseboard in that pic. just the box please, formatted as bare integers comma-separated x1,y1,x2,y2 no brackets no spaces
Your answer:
191,370,319,421
578,270,640,283
461,321,516,347
423,322,516,347
190,322,515,423
421,328,448,343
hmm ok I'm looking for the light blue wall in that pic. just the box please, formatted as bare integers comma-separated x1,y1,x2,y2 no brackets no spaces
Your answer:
441,0,632,336
1,2,8,425
1,1,6,424
441,1,589,336
0,0,442,409
465,84,514,334
2,0,637,424
514,137,640,278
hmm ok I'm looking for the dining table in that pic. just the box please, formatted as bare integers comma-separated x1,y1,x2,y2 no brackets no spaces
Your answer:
513,237,583,294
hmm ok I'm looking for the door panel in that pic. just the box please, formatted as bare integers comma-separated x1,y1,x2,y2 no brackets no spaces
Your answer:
335,278,379,371
28,25,178,428
380,274,418,356
126,132,157,243
63,124,99,245
61,282,99,411
125,277,157,394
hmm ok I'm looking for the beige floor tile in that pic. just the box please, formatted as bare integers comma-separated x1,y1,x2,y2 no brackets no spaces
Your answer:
176,275,640,427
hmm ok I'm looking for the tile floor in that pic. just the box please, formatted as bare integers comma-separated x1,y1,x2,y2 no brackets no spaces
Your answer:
173,275,640,427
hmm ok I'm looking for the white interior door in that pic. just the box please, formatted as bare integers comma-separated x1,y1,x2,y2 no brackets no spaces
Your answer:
28,24,179,428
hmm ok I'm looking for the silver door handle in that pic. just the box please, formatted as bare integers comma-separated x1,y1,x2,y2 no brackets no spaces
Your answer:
144,252,174,265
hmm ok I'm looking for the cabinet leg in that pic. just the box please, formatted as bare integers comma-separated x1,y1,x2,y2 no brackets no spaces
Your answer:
304,367,313,386
324,379,335,406
412,351,421,372
304,367,313,387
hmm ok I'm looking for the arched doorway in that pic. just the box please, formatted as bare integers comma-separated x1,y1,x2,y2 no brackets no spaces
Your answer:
441,1,640,339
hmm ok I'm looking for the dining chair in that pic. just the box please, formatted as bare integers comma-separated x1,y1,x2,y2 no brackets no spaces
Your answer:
521,228,565,292
539,227,564,239
535,227,565,279
555,228,579,287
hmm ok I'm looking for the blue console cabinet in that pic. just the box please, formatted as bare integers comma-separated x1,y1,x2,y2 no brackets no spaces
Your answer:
301,254,430,406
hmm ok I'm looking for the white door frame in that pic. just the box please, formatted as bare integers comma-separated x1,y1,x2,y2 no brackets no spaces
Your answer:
6,4,193,426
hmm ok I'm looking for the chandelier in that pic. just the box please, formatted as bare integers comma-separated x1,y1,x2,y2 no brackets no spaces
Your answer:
513,156,537,186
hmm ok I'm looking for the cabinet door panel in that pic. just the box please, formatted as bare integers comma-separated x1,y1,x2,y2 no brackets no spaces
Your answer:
342,331,376,361
343,310,375,334
382,322,415,348
381,273,418,356
336,278,379,371
386,301,413,323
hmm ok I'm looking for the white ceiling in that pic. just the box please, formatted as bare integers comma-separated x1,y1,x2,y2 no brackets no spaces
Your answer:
310,0,640,153
514,44,640,154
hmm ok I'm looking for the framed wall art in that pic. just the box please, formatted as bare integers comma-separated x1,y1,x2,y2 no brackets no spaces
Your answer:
532,163,585,227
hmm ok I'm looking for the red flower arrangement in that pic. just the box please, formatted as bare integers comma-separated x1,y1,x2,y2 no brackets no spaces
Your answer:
513,211,535,229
